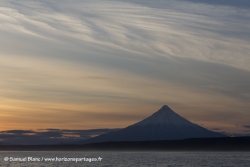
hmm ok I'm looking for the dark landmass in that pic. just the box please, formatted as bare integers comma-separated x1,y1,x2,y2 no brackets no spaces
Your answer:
76,105,226,145
0,137,250,151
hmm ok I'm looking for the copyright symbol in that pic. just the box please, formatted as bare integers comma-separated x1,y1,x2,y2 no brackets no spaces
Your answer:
4,157,9,161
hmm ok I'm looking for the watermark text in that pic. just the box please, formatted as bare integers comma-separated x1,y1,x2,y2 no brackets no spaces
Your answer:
4,156,102,163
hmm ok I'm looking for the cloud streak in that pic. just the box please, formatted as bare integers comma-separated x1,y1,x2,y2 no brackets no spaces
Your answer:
0,0,249,134
0,129,120,145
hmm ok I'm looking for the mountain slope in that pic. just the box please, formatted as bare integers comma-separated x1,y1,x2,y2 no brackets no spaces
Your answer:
77,105,226,144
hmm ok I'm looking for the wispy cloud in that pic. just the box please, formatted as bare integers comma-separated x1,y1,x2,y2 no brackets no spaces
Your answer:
242,125,250,129
0,0,249,134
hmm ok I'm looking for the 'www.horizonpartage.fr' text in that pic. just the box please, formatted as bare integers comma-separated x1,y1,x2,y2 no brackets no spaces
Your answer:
4,156,102,163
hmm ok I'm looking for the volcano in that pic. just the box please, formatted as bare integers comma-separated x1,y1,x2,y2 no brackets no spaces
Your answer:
77,105,226,144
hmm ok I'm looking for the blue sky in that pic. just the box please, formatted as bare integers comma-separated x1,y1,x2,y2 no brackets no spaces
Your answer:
0,0,250,139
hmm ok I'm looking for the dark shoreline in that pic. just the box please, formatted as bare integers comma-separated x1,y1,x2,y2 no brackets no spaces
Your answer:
1,137,250,151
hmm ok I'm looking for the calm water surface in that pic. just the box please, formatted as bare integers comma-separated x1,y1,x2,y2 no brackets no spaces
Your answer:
0,151,249,167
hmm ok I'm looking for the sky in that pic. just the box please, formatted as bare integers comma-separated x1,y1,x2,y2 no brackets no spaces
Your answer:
0,0,250,143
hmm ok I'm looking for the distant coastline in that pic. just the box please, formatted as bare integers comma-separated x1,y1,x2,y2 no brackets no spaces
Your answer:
1,137,250,151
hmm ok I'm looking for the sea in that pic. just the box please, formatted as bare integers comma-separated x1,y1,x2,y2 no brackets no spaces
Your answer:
0,151,249,167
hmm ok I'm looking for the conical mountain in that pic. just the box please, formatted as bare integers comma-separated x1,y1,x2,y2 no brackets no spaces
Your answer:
77,105,226,144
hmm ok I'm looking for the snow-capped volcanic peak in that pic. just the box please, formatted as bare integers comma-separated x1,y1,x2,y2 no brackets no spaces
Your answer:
134,105,194,126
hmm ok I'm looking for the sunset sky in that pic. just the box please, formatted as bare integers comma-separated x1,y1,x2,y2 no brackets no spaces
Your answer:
0,0,250,138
